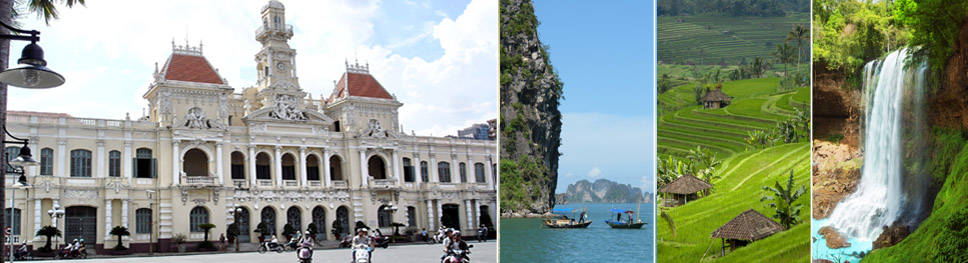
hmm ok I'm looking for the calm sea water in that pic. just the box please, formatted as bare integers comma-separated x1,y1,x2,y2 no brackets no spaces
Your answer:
500,203,654,262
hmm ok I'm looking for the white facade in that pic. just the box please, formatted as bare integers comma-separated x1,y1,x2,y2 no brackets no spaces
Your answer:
4,0,495,253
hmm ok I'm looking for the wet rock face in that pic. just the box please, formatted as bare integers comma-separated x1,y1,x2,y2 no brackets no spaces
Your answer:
932,20,968,129
818,226,852,249
812,141,863,219
499,0,563,214
872,222,910,250
812,63,862,148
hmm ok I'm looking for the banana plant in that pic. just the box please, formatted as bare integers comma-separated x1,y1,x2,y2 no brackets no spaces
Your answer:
760,169,806,229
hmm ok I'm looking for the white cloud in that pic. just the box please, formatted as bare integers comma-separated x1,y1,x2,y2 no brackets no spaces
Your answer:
587,167,602,178
6,0,495,136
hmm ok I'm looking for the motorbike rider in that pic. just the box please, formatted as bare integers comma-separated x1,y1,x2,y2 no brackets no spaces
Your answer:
69,239,80,255
352,228,375,262
77,238,86,255
440,228,454,262
446,231,471,262
299,230,314,246
15,241,28,259
269,235,279,249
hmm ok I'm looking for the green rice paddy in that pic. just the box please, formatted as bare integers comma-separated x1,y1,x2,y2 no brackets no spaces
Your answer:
657,13,809,65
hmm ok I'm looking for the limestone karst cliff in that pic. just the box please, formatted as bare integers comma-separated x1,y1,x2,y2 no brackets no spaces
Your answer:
499,0,563,216
554,179,649,204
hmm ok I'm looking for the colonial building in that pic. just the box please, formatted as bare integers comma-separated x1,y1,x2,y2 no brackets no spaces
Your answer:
4,0,496,253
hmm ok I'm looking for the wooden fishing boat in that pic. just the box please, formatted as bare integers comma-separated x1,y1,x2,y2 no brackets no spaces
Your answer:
543,208,592,228
604,209,646,229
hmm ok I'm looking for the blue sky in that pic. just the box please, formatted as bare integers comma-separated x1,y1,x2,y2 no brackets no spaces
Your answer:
532,0,656,194
6,0,496,137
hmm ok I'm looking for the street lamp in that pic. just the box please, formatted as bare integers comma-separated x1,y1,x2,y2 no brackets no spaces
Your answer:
230,207,242,252
45,206,63,252
8,173,30,263
145,190,155,255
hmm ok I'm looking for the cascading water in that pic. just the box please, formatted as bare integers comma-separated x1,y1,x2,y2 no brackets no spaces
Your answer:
825,48,928,242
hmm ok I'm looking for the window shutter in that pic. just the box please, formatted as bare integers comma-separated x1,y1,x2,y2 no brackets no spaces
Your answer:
151,158,157,178
133,158,138,177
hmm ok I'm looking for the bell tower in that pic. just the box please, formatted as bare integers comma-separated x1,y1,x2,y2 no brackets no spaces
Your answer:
254,0,300,92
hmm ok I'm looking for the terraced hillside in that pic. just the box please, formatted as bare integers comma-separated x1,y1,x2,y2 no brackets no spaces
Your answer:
657,143,811,262
657,77,808,159
657,13,809,65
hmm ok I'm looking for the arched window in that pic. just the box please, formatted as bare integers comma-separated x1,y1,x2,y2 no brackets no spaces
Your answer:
420,161,429,182
438,162,451,183
474,163,486,183
367,156,386,180
403,158,414,182
377,205,392,228
256,152,271,180
189,206,209,232
306,155,320,181
3,208,20,235
459,162,467,183
183,149,208,177
40,148,53,176
231,152,245,179
282,153,296,180
70,149,92,177
135,148,155,178
136,208,151,234
273,16,280,29
407,206,417,227
329,155,343,181
108,150,121,177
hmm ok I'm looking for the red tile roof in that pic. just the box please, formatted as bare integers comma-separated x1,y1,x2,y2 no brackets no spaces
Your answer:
162,54,224,84
329,72,393,102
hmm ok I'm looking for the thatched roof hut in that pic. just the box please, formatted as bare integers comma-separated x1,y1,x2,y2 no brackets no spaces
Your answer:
701,85,731,109
711,209,786,256
657,175,713,206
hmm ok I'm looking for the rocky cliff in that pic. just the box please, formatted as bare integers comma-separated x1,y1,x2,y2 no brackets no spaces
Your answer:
554,179,647,204
498,0,563,216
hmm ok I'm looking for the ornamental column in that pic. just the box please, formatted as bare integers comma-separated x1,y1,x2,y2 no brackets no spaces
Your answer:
322,149,331,187
122,199,130,229
104,199,113,238
96,140,105,177
429,153,437,183
56,139,66,177
464,199,473,231
216,142,224,184
485,155,494,190
248,145,257,187
451,154,458,183
359,150,368,187
392,151,401,185
299,147,308,187
425,200,435,229
437,200,444,228
172,140,181,186
413,154,422,188
123,142,133,183
274,146,283,187
33,200,41,241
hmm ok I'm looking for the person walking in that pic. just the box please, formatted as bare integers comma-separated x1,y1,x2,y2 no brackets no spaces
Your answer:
219,234,227,252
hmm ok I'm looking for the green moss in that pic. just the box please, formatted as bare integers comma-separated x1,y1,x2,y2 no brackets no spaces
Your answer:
499,156,551,212
930,127,964,183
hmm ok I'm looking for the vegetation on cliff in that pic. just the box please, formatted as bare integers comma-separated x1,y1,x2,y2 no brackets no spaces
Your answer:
554,179,648,204
499,0,563,214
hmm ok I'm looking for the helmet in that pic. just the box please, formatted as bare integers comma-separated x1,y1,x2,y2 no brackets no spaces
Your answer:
79,239,84,242
73,239,78,242
305,231,311,235
358,228,368,233
453,230,461,236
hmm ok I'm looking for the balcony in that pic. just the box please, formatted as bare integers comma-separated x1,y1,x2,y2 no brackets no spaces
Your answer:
183,176,217,187
257,179,273,187
284,180,298,187
232,179,248,188
372,179,396,188
308,181,322,187
332,180,347,188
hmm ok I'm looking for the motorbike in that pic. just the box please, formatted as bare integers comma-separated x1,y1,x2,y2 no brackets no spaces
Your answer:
443,245,474,263
57,247,87,259
283,238,300,251
296,243,313,263
373,235,390,249
14,245,30,260
353,244,372,263
429,232,445,244
340,235,353,248
258,241,285,254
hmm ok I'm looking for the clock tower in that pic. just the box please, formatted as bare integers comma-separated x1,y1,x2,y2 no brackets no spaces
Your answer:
252,0,305,112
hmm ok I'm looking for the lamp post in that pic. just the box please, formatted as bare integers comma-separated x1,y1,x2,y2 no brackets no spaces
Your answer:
5,129,37,263
145,190,155,255
8,174,30,263
230,207,242,252
0,13,64,261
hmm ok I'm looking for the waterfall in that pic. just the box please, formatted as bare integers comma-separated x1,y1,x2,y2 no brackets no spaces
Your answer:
826,48,928,241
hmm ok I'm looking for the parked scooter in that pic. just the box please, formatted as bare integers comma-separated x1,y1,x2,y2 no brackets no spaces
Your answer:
353,244,372,263
283,237,300,251
373,234,390,249
258,241,285,254
443,245,474,263
340,235,353,248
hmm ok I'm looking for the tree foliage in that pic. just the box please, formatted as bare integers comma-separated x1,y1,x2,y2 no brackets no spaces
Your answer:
813,0,910,88
36,225,61,251
894,0,968,88
760,170,805,229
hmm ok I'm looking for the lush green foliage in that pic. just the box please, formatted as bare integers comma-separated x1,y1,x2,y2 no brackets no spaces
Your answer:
499,156,550,212
110,226,130,250
894,0,968,84
760,170,806,229
36,225,61,251
930,127,965,183
657,0,806,17
813,0,910,88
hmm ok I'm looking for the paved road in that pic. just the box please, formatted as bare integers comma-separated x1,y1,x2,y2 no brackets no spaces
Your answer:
27,242,495,263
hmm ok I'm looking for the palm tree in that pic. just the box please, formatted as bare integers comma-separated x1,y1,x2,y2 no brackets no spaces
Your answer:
760,169,806,229
771,43,796,78
24,0,87,25
35,225,61,251
786,24,807,73
744,57,766,78
109,226,130,250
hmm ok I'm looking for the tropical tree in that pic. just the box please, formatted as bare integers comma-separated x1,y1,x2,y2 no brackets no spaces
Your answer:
693,84,704,105
657,156,691,188
199,223,216,242
109,225,130,250
744,57,766,78
687,146,721,196
786,24,808,72
795,107,810,137
760,169,806,229
771,43,796,78
35,225,61,251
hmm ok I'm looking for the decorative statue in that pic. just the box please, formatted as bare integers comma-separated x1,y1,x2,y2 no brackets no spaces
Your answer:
185,107,209,129
270,95,307,121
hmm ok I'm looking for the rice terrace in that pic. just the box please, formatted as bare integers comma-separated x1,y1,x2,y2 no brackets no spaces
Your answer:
656,0,811,261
